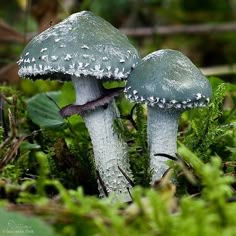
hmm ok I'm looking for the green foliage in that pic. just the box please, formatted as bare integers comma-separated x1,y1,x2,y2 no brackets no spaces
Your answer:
135,104,147,151
0,86,18,95
2,143,235,236
0,164,22,184
114,101,150,186
0,78,236,236
128,104,150,186
27,91,67,130
0,83,97,198
183,82,235,161
178,144,233,199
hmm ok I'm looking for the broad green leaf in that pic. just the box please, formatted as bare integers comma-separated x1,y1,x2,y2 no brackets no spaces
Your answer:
27,91,67,130
0,208,57,236
226,146,236,154
59,82,84,126
20,141,41,151
59,82,75,107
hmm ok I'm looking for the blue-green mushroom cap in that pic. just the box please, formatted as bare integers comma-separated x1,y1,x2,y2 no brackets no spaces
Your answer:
125,49,212,109
18,11,140,81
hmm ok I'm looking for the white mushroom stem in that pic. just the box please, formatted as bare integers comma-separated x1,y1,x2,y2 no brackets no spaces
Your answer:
147,106,181,184
72,75,132,202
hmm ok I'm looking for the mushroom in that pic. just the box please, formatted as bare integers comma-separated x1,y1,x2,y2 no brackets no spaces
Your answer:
125,49,212,183
18,11,140,201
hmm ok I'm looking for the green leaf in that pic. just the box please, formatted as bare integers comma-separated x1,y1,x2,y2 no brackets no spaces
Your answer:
59,82,75,107
59,82,85,126
20,141,41,151
27,91,67,130
0,208,57,236
226,146,236,154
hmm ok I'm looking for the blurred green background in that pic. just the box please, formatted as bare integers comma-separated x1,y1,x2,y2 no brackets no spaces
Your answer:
1,0,236,84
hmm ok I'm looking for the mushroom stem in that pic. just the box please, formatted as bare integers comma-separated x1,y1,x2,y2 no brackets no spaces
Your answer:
72,75,133,201
147,106,181,184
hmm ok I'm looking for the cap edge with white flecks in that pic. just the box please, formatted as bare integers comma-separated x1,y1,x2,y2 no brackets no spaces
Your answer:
124,85,211,110
17,11,140,81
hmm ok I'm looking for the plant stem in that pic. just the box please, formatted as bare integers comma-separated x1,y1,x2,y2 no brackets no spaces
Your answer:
147,107,181,183
72,75,133,201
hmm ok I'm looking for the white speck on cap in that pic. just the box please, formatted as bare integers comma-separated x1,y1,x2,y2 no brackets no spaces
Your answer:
187,103,193,108
158,103,164,108
114,68,119,74
170,99,177,104
148,96,155,102
140,96,145,102
24,58,30,63
69,63,75,69
27,65,32,73
17,58,23,65
81,45,89,49
160,98,166,104
195,93,202,100
174,104,182,109
95,65,101,70
40,48,47,53
64,54,72,61
41,55,48,61
51,55,58,61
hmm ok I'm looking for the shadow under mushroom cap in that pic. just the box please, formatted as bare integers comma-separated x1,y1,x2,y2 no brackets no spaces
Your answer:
125,49,212,110
18,11,140,81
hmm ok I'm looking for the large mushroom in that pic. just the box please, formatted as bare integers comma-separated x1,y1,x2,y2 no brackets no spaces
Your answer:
18,11,140,201
125,49,212,183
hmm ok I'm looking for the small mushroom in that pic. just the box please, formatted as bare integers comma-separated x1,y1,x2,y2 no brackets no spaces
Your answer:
18,11,140,201
125,49,212,183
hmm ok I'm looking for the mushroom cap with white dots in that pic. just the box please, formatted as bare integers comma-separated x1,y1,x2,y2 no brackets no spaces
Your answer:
125,49,212,109
18,11,140,81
